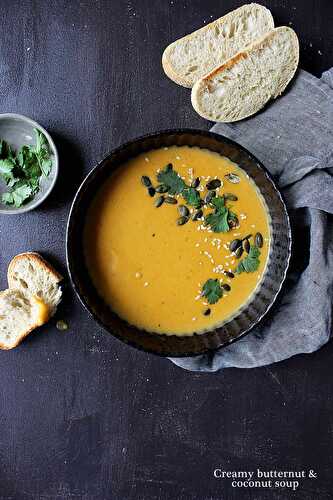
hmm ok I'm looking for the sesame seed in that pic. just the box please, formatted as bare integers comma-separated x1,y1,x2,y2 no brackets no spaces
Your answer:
144,282,149,287
144,157,150,162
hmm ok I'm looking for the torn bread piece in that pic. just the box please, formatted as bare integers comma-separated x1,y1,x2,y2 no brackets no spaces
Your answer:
162,3,274,88
0,253,63,350
7,252,62,316
191,27,299,122
0,289,49,349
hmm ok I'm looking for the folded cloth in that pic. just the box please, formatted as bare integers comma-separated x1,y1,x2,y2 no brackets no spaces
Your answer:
170,68,333,372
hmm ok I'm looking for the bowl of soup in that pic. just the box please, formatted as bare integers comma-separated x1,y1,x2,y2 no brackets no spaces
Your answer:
66,129,291,356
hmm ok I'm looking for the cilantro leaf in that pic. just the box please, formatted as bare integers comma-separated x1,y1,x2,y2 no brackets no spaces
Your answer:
202,279,223,304
40,157,52,176
2,184,32,207
157,164,185,195
0,158,15,175
204,194,238,233
210,196,225,211
205,207,230,233
34,128,48,154
235,245,261,274
183,187,201,208
0,129,52,208
1,192,14,204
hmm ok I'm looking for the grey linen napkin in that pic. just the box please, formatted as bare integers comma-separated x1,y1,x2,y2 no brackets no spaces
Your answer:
170,68,333,372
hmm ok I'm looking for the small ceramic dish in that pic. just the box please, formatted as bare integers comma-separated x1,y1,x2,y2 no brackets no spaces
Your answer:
66,129,291,357
0,113,58,215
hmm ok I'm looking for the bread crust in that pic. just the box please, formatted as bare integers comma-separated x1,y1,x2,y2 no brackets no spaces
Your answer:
0,289,38,350
162,3,274,88
7,252,63,287
191,26,299,122
0,323,36,350
0,253,63,349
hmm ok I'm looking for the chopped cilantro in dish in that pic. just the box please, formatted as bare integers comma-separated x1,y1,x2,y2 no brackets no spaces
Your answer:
0,129,52,208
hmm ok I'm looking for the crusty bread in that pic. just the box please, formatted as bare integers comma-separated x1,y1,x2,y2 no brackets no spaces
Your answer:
7,252,62,316
191,27,299,122
0,252,63,349
0,289,42,349
162,3,274,88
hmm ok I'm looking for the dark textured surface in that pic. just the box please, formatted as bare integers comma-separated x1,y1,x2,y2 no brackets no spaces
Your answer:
0,1,332,499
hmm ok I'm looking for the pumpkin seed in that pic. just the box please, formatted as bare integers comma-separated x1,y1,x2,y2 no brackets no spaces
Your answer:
178,205,189,217
225,173,240,184
192,209,203,221
56,320,68,331
206,178,221,190
141,175,151,187
148,186,155,197
165,196,177,205
156,184,168,193
177,216,189,226
235,246,244,259
243,234,252,241
225,271,234,279
230,239,242,252
255,232,264,248
229,216,239,229
243,239,250,253
155,195,165,207
222,284,231,292
203,308,211,316
224,193,238,201
205,190,216,204
191,177,200,188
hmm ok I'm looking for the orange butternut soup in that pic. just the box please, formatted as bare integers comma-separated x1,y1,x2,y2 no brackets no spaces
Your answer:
84,146,270,335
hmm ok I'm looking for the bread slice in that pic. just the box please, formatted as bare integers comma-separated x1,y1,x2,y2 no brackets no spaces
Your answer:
0,289,44,349
162,3,274,88
191,27,299,122
7,252,63,316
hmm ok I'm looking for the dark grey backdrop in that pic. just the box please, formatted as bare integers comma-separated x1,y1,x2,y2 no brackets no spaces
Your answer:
0,1,332,499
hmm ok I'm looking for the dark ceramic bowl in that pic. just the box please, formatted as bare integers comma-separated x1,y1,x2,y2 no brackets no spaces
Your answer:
66,129,291,357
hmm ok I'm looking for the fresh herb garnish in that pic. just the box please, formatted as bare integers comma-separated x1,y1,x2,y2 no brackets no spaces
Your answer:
182,187,201,208
210,196,226,211
157,163,185,195
235,245,261,274
2,184,32,207
202,278,223,304
204,195,237,233
0,129,52,208
205,207,230,232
